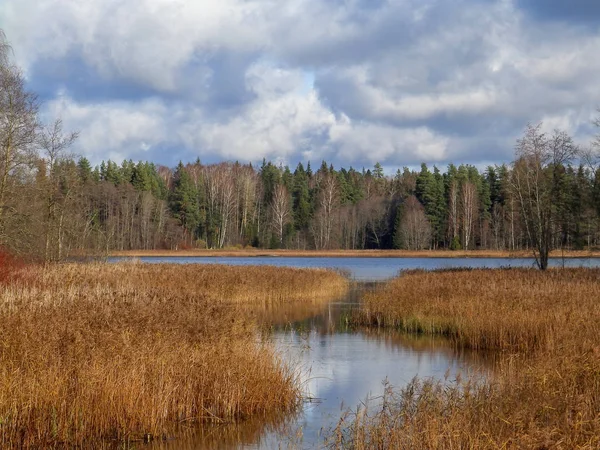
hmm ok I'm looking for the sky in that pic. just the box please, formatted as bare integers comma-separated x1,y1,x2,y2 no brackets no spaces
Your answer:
1,0,599,170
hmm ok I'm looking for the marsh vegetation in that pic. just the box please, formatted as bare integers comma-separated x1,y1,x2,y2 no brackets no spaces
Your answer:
331,268,600,449
2,253,599,449
0,261,347,448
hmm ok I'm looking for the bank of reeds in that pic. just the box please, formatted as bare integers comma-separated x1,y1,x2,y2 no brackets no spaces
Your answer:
357,268,600,352
331,268,600,449
0,263,348,448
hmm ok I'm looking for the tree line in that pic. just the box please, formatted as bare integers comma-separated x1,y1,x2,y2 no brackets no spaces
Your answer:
1,31,600,263
3,143,600,260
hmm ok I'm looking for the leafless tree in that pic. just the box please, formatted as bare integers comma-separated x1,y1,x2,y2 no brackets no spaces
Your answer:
270,184,291,246
511,124,577,270
461,181,478,249
236,165,257,242
203,163,237,248
0,37,39,251
398,196,431,250
365,196,390,248
217,166,236,248
580,109,600,172
311,173,338,249
38,119,79,261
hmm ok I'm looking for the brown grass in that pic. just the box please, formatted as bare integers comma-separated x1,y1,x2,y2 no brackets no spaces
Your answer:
357,268,600,352
109,248,600,259
0,263,348,448
330,268,600,449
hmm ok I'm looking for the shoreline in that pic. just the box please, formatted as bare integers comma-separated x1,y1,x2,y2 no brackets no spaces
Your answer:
107,249,600,259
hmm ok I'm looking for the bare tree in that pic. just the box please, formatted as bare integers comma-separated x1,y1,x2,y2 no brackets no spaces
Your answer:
236,165,257,242
311,173,338,249
38,119,79,261
365,196,390,248
270,184,291,246
0,30,11,66
203,163,237,248
461,181,478,249
0,37,39,251
511,124,577,270
580,108,600,172
398,196,432,250
217,165,236,248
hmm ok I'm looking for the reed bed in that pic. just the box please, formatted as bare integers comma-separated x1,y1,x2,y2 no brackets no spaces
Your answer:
357,268,600,352
331,268,600,449
330,350,600,449
0,262,348,448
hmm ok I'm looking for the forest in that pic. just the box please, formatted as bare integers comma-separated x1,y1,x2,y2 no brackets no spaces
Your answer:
3,140,600,259
1,33,600,260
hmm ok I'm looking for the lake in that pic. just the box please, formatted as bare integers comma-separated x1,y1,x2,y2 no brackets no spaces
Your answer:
110,255,600,281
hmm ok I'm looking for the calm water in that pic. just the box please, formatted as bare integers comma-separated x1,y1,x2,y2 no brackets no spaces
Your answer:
259,294,488,449
140,256,598,448
111,255,600,280
148,285,490,450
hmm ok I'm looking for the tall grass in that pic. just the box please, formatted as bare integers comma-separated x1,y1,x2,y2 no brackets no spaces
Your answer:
331,268,600,449
357,268,600,352
0,263,348,448
330,351,600,449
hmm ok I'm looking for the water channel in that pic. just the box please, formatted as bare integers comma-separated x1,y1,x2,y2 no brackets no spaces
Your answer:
135,256,600,449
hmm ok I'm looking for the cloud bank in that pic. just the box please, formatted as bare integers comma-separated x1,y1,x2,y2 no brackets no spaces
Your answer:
1,0,599,168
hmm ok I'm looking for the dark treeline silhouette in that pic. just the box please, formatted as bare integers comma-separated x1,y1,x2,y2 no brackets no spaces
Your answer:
1,30,600,262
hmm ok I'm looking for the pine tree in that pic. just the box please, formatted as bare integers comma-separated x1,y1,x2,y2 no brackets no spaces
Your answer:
373,162,384,179
292,163,312,231
131,161,152,191
170,162,201,243
415,164,437,247
77,157,92,184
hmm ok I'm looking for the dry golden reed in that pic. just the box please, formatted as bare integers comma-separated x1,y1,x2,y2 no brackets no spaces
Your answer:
331,268,600,449
358,268,600,352
0,262,348,448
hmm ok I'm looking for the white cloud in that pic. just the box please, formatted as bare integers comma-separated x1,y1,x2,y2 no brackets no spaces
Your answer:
2,0,600,167
44,94,172,163
329,115,449,163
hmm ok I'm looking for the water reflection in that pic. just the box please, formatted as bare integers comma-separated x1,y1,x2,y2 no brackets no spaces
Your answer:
147,414,302,450
147,284,491,449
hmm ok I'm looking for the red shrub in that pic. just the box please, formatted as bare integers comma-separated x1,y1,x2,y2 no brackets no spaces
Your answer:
0,248,25,284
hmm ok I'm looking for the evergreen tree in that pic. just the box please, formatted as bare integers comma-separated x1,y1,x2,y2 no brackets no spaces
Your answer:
77,157,92,184
432,166,447,247
594,168,600,217
373,162,384,179
415,164,436,246
292,164,312,231
170,162,201,242
131,161,152,191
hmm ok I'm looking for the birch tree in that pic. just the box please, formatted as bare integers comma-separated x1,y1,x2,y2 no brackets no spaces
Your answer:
38,119,79,261
461,181,477,249
512,124,577,269
270,184,291,246
0,43,39,248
